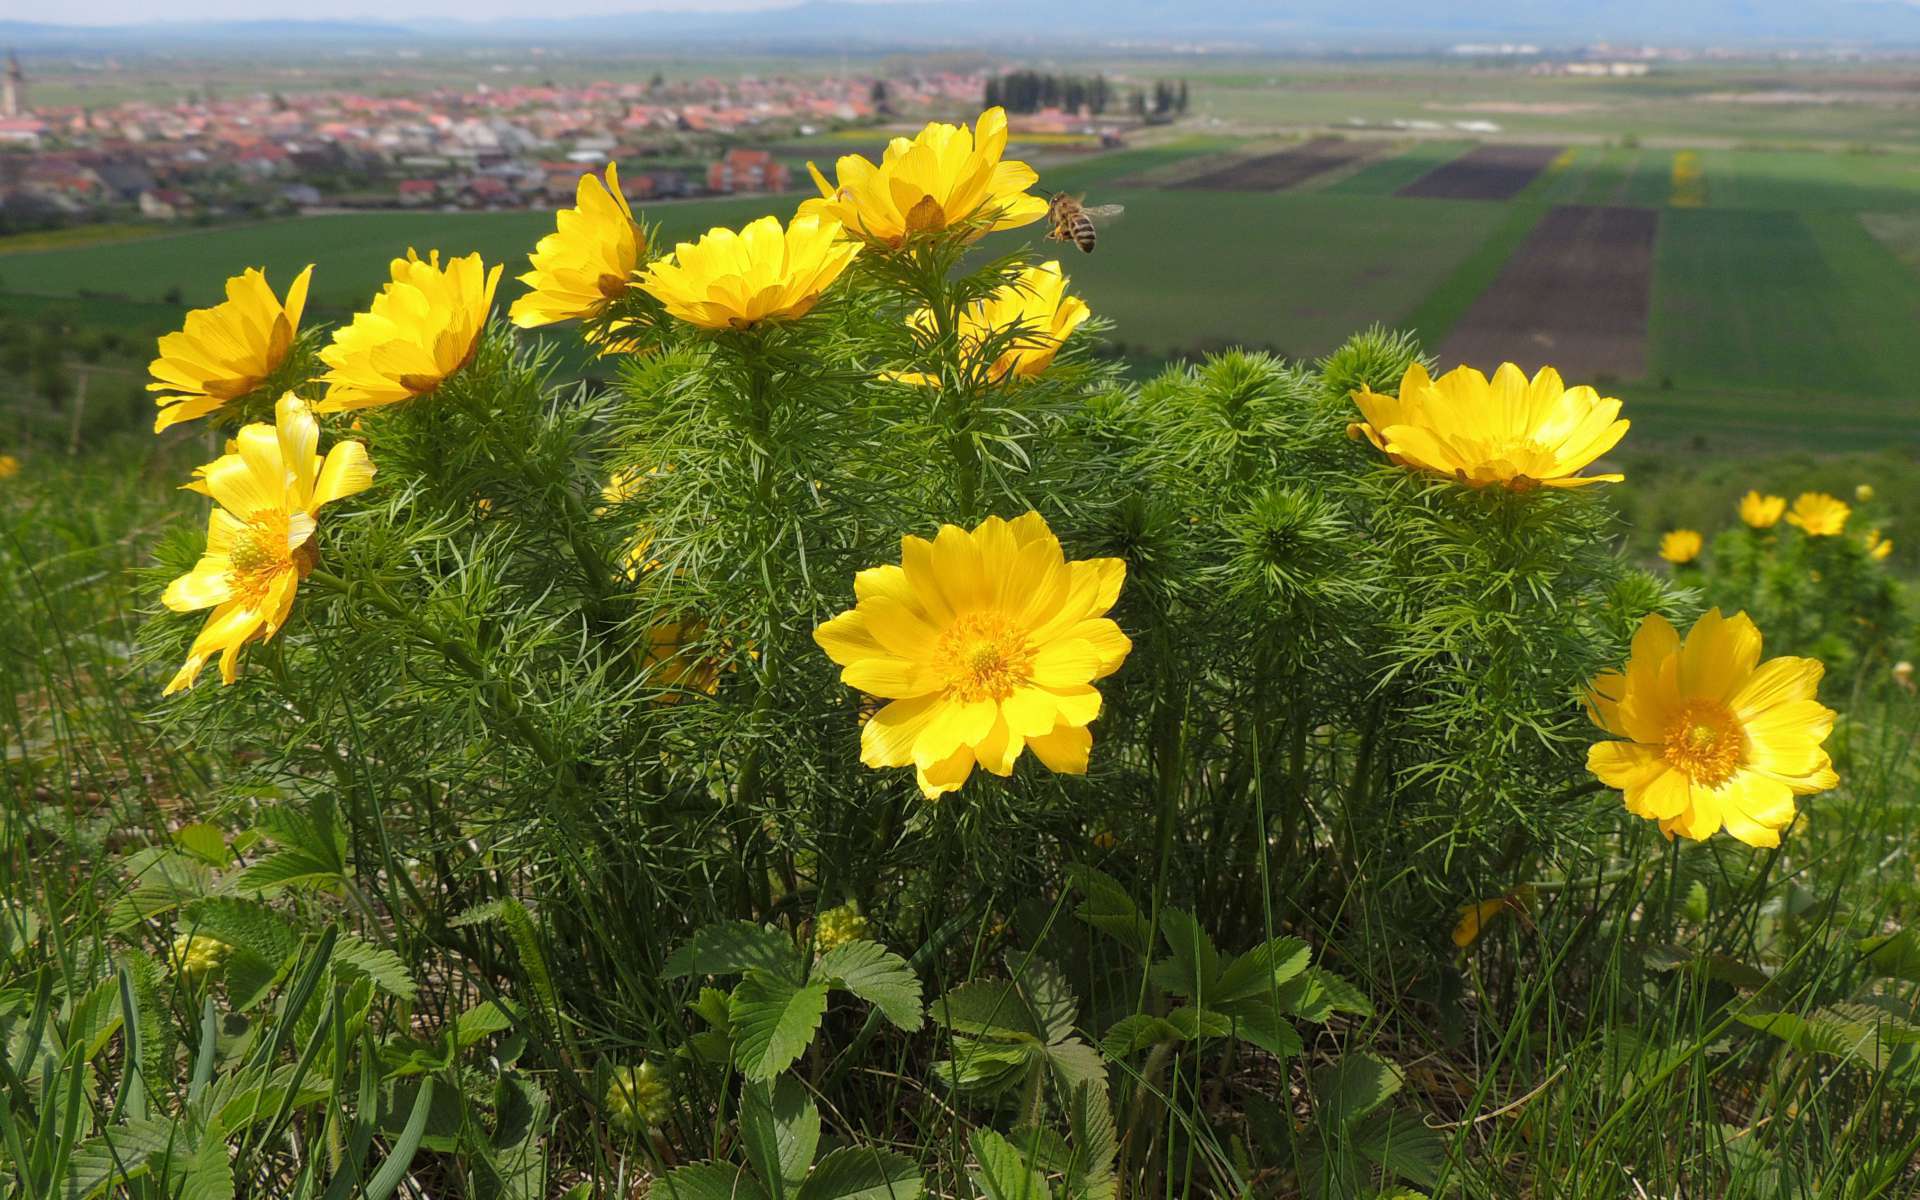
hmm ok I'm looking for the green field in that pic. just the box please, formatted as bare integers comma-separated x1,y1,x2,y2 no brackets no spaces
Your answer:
11,60,1920,452
1324,139,1475,196
0,185,1503,363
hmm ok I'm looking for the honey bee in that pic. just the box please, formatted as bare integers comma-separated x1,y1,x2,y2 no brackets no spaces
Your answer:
1044,192,1125,253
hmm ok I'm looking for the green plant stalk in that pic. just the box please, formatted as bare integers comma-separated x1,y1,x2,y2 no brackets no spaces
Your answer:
305,568,570,781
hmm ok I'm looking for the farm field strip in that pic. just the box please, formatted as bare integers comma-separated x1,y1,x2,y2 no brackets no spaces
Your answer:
1647,206,1920,416
1324,140,1476,196
1435,205,1659,382
1397,143,1566,201
1691,148,1920,212
1172,136,1386,192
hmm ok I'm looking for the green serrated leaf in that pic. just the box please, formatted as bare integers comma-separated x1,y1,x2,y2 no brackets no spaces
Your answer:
1277,968,1375,1023
1154,909,1221,1000
1008,956,1078,1046
1859,929,1920,983
181,897,300,965
180,1124,236,1200
815,940,923,1031
741,1076,820,1193
1213,937,1311,1004
655,1163,771,1200
1314,1053,1404,1128
1350,1108,1443,1189
1101,1014,1183,1058
456,999,520,1047
1068,865,1152,959
234,802,347,894
331,935,418,1002
1044,1038,1108,1100
1216,995,1304,1059
930,1039,1034,1094
793,1146,923,1200
173,824,231,868
929,981,1040,1041
970,1128,1051,1200
1064,1082,1118,1200
731,974,831,1081
666,922,803,983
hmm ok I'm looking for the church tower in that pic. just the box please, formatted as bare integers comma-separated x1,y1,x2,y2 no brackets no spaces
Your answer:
2,53,24,119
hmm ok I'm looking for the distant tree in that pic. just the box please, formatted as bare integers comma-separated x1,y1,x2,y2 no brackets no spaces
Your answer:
869,79,891,113
1128,89,1147,118
984,76,1002,108
1176,79,1190,113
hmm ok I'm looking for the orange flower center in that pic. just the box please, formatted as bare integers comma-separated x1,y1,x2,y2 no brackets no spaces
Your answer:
1662,699,1746,789
937,611,1033,703
226,510,311,597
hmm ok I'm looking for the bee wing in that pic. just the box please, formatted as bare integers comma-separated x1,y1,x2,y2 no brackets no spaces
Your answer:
1080,204,1126,219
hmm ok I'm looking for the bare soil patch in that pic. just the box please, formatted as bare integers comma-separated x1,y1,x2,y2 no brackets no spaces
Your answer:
1398,144,1564,201
1435,205,1659,382
1175,137,1385,192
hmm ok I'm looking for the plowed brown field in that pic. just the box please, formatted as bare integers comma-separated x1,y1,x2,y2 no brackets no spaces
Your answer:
1435,205,1659,381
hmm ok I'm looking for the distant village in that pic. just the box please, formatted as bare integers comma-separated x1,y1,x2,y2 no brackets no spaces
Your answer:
0,59,1146,232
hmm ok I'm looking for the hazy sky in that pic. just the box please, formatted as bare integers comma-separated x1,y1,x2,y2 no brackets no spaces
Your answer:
43,0,882,24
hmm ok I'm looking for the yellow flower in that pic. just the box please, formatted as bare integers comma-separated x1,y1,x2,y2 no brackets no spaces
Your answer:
1785,492,1849,537
0,454,19,480
898,261,1090,385
1586,609,1837,848
1867,529,1893,561
170,931,230,979
600,468,665,576
317,250,501,413
1738,491,1785,529
1349,362,1627,491
1856,483,1875,503
643,620,721,700
148,265,313,432
163,394,374,694
640,214,858,330
1451,886,1534,949
798,106,1048,247
814,511,1130,799
814,901,872,953
509,163,646,340
605,1061,670,1134
1659,529,1702,565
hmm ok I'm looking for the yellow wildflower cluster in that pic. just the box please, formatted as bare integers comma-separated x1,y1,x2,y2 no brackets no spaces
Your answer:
141,107,1843,850
1670,150,1707,208
604,1061,671,1135
813,901,872,953
170,931,231,979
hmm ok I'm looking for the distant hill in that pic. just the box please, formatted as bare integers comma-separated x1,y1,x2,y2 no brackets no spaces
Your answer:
7,0,1920,53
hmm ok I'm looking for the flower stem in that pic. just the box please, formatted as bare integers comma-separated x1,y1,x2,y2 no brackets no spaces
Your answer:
306,568,569,781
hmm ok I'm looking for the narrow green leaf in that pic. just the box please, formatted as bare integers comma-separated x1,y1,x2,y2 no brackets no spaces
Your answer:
363,1076,435,1200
